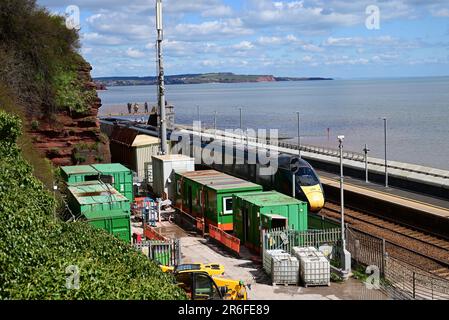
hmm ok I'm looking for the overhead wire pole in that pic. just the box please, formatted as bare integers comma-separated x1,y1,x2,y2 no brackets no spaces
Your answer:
156,0,167,155
213,111,217,138
297,112,301,158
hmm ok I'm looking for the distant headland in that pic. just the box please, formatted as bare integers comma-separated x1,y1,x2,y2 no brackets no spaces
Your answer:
94,72,333,87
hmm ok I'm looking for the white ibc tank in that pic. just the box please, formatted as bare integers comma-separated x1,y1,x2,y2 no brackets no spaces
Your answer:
263,249,290,276
293,247,330,287
271,255,300,285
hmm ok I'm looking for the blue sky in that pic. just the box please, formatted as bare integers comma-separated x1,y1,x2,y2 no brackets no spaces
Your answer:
37,0,449,78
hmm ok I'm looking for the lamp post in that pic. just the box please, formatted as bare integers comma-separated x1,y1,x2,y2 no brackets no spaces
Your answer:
363,144,370,183
239,107,243,143
214,111,217,137
197,105,200,123
338,136,345,244
338,135,351,277
382,117,388,188
296,112,301,159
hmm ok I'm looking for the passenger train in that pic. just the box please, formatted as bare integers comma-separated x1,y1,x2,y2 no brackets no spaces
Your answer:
100,118,325,212
186,133,325,212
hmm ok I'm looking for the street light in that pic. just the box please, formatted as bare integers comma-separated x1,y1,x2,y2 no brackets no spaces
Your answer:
381,117,388,188
296,112,301,159
239,107,242,130
338,135,345,240
197,105,200,123
238,107,243,144
214,111,217,137
338,135,351,277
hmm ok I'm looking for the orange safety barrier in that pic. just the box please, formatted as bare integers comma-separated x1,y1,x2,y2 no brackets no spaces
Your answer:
196,218,205,235
144,224,167,241
209,224,240,255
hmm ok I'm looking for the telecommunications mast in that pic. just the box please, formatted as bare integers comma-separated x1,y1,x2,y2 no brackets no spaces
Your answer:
156,0,167,154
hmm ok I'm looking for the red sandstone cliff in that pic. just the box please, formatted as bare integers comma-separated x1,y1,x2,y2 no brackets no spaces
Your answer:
28,63,111,167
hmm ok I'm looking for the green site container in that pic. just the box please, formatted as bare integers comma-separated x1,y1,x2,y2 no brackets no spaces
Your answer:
233,191,308,249
174,170,263,231
91,163,134,202
60,165,99,184
67,181,131,242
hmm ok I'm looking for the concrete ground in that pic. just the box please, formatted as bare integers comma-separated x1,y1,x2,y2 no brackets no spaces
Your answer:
137,220,388,300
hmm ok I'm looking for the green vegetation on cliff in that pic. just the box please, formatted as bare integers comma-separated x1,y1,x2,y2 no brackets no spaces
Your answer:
0,0,96,114
0,1,184,300
0,110,186,300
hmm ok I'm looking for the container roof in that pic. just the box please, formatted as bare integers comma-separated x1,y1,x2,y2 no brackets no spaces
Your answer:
68,182,128,205
235,191,302,207
91,163,131,173
153,154,194,162
110,126,137,147
178,170,261,192
61,165,98,176
132,135,160,147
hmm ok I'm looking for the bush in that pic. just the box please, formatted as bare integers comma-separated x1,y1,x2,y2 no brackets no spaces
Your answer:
31,120,39,130
0,110,186,300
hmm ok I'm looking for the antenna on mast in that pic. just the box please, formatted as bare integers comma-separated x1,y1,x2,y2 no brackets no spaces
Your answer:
155,0,167,155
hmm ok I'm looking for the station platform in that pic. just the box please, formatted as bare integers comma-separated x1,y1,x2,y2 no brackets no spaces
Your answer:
318,170,449,213
316,170,449,239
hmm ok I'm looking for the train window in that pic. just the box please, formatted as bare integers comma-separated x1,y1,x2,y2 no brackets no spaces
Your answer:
223,197,233,215
296,167,320,186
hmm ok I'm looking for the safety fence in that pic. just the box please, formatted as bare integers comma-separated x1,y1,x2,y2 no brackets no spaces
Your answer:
209,224,240,255
262,227,341,254
384,256,449,300
344,225,449,300
133,239,181,267
278,141,366,162
347,228,386,275
144,224,168,241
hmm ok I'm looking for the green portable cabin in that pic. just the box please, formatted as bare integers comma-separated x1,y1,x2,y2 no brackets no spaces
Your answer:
67,181,131,242
174,170,263,231
60,165,100,184
233,191,308,250
91,163,134,202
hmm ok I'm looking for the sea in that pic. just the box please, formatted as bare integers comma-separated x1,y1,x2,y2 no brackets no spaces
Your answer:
98,77,449,170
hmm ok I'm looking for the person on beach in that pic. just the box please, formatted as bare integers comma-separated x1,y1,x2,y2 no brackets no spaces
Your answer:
127,102,132,114
134,103,139,114
144,102,149,113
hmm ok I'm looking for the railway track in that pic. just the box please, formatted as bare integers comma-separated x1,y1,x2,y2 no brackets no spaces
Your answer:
321,201,449,280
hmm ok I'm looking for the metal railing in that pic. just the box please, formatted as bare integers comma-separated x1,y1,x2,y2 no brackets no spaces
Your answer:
384,256,449,300
344,224,449,300
133,239,181,267
347,228,386,275
262,227,342,253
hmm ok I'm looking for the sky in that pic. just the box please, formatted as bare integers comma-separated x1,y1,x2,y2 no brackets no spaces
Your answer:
37,0,449,78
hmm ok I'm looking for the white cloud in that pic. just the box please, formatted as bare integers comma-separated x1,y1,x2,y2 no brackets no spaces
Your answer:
126,48,146,58
82,32,124,45
201,5,233,18
232,41,254,50
172,18,253,40
431,8,449,17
